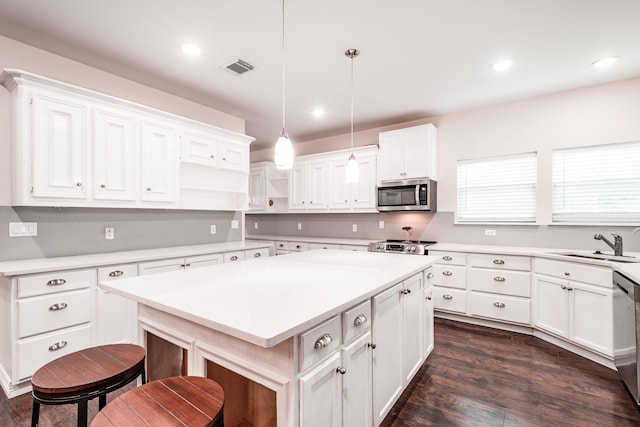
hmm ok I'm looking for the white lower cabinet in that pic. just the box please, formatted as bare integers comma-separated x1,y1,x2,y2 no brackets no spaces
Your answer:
300,352,342,427
423,268,434,358
372,273,423,426
138,253,224,275
96,264,138,345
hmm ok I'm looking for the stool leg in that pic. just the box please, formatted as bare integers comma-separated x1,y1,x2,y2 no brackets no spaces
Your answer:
99,393,107,410
30,401,40,427
77,400,88,427
141,368,146,384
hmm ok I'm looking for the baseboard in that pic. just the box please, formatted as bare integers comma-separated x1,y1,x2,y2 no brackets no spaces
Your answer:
0,365,31,399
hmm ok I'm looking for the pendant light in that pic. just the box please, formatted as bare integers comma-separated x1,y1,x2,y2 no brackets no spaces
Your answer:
345,48,360,183
274,0,293,170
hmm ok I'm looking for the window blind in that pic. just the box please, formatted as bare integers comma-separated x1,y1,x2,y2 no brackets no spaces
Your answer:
552,141,640,223
457,152,537,223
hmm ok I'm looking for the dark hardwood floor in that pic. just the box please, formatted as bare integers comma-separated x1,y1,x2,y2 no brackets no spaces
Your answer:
381,318,640,427
2,318,639,426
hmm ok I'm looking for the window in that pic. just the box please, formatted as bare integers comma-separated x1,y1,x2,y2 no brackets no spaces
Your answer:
552,141,640,223
457,152,537,223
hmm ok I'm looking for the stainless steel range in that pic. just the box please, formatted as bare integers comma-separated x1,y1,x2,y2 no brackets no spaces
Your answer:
368,240,437,255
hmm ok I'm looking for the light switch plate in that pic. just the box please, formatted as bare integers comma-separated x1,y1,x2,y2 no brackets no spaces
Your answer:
352,224,358,232
297,223,302,230
379,221,385,229
9,222,37,237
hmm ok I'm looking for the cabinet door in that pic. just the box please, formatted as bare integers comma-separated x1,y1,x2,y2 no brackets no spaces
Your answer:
372,282,403,425
402,274,424,383
140,120,178,203
342,331,372,427
533,275,569,338
570,282,613,356
138,257,185,275
93,108,138,201
218,140,248,173
424,286,434,358
307,160,328,209
97,264,138,345
351,153,377,210
328,159,350,210
185,254,223,268
377,130,405,182
248,167,266,210
31,91,88,199
402,125,431,179
180,130,217,167
299,352,342,427
289,163,306,209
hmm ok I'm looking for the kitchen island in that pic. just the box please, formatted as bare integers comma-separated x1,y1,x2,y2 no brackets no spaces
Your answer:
99,249,438,427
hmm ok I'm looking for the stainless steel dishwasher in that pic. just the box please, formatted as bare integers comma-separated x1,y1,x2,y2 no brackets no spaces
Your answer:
613,271,640,405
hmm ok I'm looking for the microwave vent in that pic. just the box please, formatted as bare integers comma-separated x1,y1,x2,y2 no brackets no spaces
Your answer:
222,58,255,76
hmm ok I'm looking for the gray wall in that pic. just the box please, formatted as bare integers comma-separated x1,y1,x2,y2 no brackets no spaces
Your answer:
246,211,640,253
0,207,242,261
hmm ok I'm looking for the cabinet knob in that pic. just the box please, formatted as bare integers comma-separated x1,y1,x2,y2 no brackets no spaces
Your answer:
353,314,368,326
210,155,215,159
354,199,357,202
254,252,261,258
426,296,432,300
442,271,453,276
48,341,68,351
146,187,152,191
367,342,377,349
100,184,106,188
567,287,574,291
223,157,227,161
48,302,68,311
230,256,238,261
442,256,453,261
314,333,333,349
345,200,348,203
109,270,124,277
47,278,66,286
493,302,506,308
336,367,347,375
561,285,567,290
76,182,82,187
443,294,453,300
427,272,434,279
564,272,570,276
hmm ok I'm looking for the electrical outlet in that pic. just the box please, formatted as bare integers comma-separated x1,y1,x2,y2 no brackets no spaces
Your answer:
485,229,497,236
254,222,258,230
379,220,385,229
352,224,358,232
210,225,217,234
105,227,115,240
297,222,302,230
231,220,239,229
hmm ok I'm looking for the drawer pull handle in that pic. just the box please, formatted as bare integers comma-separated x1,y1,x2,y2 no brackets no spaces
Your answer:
109,270,124,277
426,295,432,300
336,367,347,375
47,279,67,286
494,276,506,282
442,256,453,261
230,256,238,261
354,314,368,326
442,271,453,276
443,294,453,300
49,341,68,351
564,272,570,276
296,245,302,249
493,302,506,308
314,333,333,349
493,259,505,265
427,272,434,279
254,252,261,258
49,303,68,311
367,342,377,349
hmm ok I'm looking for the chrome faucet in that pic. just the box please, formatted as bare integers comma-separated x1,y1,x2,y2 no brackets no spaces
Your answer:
594,233,623,256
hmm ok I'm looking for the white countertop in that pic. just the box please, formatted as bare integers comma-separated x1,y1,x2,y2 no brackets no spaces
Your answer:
100,250,439,348
0,241,273,276
247,234,372,246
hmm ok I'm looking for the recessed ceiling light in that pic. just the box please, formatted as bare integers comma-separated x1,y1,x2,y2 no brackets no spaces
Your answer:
492,59,513,71
181,43,202,56
311,108,325,118
591,56,618,68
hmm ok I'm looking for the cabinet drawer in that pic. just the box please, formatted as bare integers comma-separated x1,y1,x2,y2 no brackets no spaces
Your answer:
224,251,246,263
187,253,223,268
16,324,92,381
469,292,531,325
98,264,138,282
245,247,269,260
300,315,341,371
18,288,93,338
340,245,368,252
535,258,612,287
343,300,371,343
433,265,467,289
430,251,466,266
308,243,341,250
433,287,467,314
468,268,531,297
18,269,95,299
468,254,530,271
138,257,184,275
275,241,309,252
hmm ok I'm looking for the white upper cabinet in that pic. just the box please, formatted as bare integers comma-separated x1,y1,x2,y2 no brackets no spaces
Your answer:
1,69,254,210
328,151,377,212
93,107,138,202
289,159,329,211
248,166,267,211
378,123,437,182
31,90,88,200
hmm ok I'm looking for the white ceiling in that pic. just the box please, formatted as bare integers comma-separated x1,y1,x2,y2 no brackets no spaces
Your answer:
1,0,639,150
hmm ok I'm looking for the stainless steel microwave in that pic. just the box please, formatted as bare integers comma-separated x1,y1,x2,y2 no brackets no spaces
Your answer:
377,178,437,211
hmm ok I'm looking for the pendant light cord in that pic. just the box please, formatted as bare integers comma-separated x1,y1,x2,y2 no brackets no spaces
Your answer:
281,0,286,134
350,52,354,151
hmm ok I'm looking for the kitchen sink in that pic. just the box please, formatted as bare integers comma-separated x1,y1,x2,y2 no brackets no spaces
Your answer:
550,252,640,263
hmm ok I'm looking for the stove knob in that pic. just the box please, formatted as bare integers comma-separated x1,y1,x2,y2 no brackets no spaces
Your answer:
411,246,417,253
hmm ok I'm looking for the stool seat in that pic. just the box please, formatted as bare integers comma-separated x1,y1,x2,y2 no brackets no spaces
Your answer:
31,344,146,427
91,376,224,427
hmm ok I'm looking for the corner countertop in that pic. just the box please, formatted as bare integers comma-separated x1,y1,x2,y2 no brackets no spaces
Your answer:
100,250,439,348
0,241,273,277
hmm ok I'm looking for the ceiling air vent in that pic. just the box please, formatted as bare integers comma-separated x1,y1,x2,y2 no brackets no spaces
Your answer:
223,58,255,76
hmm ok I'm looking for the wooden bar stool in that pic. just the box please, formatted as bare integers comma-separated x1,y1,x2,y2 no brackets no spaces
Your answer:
91,376,224,427
31,344,146,427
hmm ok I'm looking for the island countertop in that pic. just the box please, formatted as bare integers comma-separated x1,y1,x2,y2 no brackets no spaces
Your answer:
100,250,438,348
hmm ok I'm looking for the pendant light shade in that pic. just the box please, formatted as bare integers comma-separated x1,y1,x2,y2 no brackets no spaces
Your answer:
274,0,293,170
345,48,360,183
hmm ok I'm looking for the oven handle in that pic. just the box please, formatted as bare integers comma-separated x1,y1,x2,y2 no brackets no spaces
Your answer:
616,282,630,296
